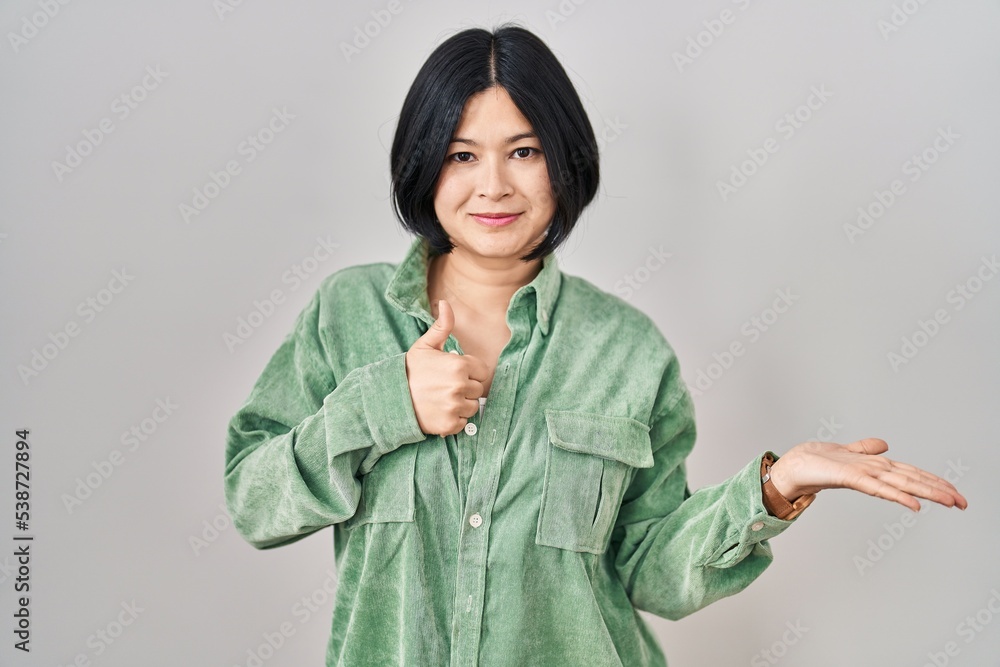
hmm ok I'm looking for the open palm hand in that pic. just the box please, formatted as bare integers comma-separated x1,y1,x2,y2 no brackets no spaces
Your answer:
767,437,968,512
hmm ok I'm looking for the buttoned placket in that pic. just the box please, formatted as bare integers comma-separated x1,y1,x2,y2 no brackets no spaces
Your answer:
447,347,478,517
382,237,557,665
446,290,536,667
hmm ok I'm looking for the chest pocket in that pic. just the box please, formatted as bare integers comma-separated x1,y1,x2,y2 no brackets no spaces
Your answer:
344,443,417,530
536,410,654,554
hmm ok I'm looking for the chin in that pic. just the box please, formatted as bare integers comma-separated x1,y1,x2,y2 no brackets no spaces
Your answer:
464,237,527,258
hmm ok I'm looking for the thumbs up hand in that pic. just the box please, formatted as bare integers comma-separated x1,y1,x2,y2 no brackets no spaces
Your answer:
405,299,489,436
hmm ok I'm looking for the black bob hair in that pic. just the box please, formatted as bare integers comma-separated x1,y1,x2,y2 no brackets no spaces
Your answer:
389,23,600,262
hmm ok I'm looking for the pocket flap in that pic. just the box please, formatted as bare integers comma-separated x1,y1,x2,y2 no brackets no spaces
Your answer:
544,410,654,468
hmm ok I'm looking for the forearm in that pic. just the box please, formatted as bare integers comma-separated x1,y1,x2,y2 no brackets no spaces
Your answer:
225,351,426,549
614,453,795,620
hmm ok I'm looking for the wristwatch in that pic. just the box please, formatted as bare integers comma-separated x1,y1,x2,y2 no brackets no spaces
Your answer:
760,451,816,520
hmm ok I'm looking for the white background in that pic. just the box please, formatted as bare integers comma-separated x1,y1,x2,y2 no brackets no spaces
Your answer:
2,1,998,665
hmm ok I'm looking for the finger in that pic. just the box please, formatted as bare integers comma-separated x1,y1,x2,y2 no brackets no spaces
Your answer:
846,438,888,455
463,354,491,383
877,459,969,509
891,462,965,496
417,299,454,351
461,397,481,419
872,468,958,508
848,471,921,512
462,378,485,400
443,415,469,437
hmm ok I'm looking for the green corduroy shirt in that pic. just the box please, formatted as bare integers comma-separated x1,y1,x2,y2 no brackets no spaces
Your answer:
224,235,800,667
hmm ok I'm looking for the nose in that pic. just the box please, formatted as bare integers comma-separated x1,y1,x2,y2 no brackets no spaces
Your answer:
478,155,514,200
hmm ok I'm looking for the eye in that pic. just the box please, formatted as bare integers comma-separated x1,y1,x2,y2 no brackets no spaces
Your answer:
513,147,541,159
448,151,474,163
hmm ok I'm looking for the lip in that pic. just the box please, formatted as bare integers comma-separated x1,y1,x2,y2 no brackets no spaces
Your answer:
471,212,521,227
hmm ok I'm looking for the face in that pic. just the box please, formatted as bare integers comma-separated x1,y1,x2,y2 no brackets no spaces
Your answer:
433,86,556,264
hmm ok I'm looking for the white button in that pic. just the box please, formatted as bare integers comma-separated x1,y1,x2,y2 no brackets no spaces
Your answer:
464,422,477,436
449,349,459,355
469,513,482,528
751,521,765,532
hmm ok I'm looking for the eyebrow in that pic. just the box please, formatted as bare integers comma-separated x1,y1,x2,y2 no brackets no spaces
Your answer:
449,132,538,146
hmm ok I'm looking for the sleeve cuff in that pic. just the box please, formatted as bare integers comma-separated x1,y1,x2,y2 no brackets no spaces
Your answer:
707,454,800,566
358,352,427,471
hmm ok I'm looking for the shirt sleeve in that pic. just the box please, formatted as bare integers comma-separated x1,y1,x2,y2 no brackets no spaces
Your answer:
609,359,800,621
224,288,427,550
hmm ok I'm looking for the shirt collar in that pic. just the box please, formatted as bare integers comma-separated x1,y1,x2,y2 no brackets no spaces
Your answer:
384,235,561,336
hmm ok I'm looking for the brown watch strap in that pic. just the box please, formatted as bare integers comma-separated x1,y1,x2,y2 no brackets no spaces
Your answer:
760,452,816,520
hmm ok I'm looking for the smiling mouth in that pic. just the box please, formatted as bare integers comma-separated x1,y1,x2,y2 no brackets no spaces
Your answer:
471,213,521,226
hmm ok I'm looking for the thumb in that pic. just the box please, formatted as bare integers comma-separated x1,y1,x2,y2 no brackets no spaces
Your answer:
416,298,454,351
846,437,889,455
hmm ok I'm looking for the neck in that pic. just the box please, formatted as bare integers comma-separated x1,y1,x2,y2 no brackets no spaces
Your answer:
427,248,542,320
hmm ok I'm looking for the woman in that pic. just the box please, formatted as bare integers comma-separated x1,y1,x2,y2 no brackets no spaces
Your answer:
224,23,967,666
